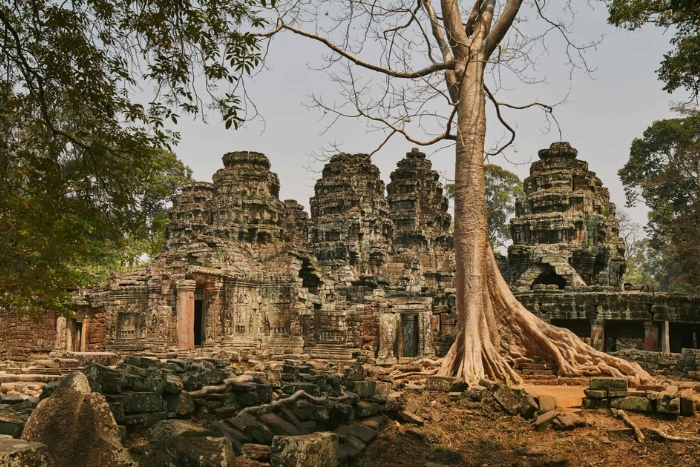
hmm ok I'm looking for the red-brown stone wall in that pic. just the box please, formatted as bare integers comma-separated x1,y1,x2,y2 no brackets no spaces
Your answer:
85,310,107,351
0,308,57,361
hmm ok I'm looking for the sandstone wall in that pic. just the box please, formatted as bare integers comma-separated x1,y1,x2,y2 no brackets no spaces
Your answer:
0,308,57,361
610,349,700,380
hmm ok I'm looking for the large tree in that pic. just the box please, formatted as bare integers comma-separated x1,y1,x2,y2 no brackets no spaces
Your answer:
446,164,523,250
259,1,650,384
0,0,265,314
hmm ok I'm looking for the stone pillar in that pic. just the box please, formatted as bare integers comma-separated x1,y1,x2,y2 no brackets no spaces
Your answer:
176,280,197,350
644,321,660,352
661,320,671,354
55,317,67,351
590,319,605,351
205,281,223,346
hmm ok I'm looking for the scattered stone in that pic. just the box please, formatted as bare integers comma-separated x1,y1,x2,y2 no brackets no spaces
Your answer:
395,411,424,426
534,410,559,429
404,427,438,444
469,386,488,402
21,372,133,467
552,413,585,430
519,394,539,419
537,395,556,413
588,378,627,392
270,432,338,467
583,389,606,399
478,378,498,391
610,396,652,412
0,412,27,438
516,446,546,456
0,436,52,467
680,389,695,416
139,436,235,467
165,392,195,417
493,386,521,415
147,419,211,441
582,398,608,410
343,364,365,382
242,443,271,462
657,397,680,415
385,392,406,412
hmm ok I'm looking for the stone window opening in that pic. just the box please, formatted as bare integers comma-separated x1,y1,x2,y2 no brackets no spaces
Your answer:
299,258,321,294
531,268,567,290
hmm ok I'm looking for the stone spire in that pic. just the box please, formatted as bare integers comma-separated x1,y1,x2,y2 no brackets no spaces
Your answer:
387,148,451,247
308,153,392,275
165,181,214,243
210,151,285,244
508,142,626,290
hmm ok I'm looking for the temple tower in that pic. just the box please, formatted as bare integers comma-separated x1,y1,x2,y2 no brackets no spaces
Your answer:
508,142,626,291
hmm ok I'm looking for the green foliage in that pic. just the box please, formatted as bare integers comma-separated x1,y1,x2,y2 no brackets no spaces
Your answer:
607,0,700,99
445,164,523,248
0,0,263,313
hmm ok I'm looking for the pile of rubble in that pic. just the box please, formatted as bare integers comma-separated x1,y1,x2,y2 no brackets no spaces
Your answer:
582,377,697,417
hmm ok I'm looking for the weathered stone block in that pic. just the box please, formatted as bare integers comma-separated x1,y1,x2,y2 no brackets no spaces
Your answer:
583,389,606,399
425,376,454,393
139,436,235,467
353,401,380,418
609,396,652,412
493,387,521,415
679,389,695,416
519,395,538,419
122,412,167,428
242,443,271,462
657,397,680,415
349,381,376,398
163,374,183,394
148,419,211,441
107,392,163,414
282,383,319,397
343,364,365,382
469,386,488,402
270,432,337,467
582,398,608,410
0,436,52,467
165,392,195,417
588,378,627,392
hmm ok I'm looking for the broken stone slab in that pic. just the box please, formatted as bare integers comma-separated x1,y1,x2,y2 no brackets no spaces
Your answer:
123,355,161,370
384,392,406,412
147,419,211,441
0,395,26,405
537,395,557,413
282,364,312,376
588,377,628,392
610,396,652,412
139,436,235,467
0,435,52,467
348,422,376,445
342,433,366,453
242,443,271,462
122,412,167,428
395,411,424,426
278,408,309,435
662,385,679,400
425,376,455,393
354,401,381,418
21,372,133,467
493,386,521,415
404,427,438,445
106,392,163,414
227,414,274,445
270,432,338,467
583,389,606,399
534,410,559,429
212,403,240,420
552,413,585,431
478,378,498,391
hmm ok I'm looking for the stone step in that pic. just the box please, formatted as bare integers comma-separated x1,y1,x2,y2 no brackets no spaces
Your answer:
0,374,63,384
513,362,556,371
521,374,557,380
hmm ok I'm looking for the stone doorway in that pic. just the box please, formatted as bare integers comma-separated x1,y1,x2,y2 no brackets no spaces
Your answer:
401,314,419,357
194,300,204,346
73,321,83,352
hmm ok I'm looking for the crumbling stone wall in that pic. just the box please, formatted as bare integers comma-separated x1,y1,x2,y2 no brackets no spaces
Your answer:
610,349,700,380
0,307,56,361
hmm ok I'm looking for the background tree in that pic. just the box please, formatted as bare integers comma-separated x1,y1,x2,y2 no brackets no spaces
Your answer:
445,164,523,250
0,0,265,314
259,0,650,384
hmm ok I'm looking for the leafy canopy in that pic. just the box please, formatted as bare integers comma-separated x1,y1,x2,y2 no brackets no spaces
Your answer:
446,164,523,249
0,0,266,314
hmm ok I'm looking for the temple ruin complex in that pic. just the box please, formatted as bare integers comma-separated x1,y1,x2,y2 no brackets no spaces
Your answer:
2,143,700,365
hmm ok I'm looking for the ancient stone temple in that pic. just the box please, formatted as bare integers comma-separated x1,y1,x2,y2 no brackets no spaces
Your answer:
55,150,457,364
508,142,626,291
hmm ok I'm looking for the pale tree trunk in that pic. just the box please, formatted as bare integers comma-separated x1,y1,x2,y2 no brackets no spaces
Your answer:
437,0,651,386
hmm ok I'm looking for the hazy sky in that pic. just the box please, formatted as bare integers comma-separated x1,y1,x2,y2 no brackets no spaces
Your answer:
169,2,680,228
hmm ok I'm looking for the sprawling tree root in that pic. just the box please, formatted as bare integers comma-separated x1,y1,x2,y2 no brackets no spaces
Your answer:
238,390,359,417
613,409,644,443
438,244,653,386
388,359,442,381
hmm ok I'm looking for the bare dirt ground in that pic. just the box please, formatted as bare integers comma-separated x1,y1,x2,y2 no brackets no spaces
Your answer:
351,387,700,467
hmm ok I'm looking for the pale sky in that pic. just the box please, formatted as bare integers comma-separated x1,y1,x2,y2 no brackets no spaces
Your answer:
168,3,680,229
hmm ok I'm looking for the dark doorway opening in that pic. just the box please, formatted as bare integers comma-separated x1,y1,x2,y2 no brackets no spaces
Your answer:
669,323,700,353
532,268,567,289
74,321,83,352
402,314,419,358
194,300,204,346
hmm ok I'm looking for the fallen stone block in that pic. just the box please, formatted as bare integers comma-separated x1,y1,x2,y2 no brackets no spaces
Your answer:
680,389,695,416
582,398,608,410
404,427,438,445
588,377,627,392
610,396,652,412
139,436,235,467
425,376,455,393
147,419,211,441
385,392,406,412
206,420,247,454
395,411,424,426
583,389,606,399
534,410,559,429
122,412,166,428
657,397,680,415
163,374,183,394
343,364,365,382
259,413,305,436
349,381,376,398
242,443,271,462
106,392,163,414
21,372,133,467
493,386,521,415
228,414,274,445
0,412,27,438
0,435,52,467
519,394,539,419
354,401,380,418
469,385,488,402
270,432,337,467
165,392,195,417
552,413,585,431
478,378,498,391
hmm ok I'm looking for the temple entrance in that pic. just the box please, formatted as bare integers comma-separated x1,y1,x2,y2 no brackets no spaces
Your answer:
402,314,419,357
194,300,204,346
73,321,83,352
532,268,566,289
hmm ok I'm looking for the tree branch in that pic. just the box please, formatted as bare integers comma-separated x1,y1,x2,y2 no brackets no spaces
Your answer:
485,0,523,58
